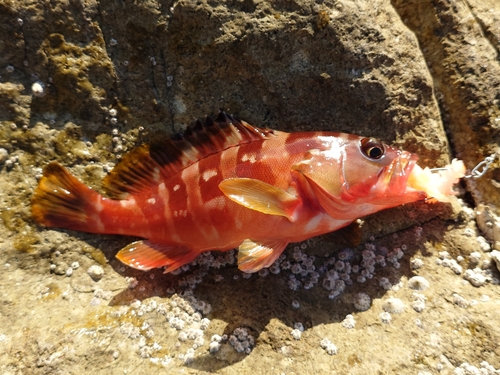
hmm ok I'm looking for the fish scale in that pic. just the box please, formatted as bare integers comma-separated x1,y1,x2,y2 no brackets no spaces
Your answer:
31,112,463,274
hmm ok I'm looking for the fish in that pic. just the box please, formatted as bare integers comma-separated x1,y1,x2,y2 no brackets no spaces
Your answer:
31,112,465,273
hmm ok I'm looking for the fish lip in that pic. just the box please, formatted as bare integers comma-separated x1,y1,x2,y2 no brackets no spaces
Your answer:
382,151,419,193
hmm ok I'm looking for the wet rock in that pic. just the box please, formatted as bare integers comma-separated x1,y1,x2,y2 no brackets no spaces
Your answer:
490,250,500,273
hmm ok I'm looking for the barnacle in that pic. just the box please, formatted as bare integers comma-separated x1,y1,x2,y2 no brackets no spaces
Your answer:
382,297,405,314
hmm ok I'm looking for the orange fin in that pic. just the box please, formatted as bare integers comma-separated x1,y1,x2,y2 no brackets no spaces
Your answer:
219,178,300,222
116,240,198,273
31,162,99,231
103,112,274,199
238,239,288,273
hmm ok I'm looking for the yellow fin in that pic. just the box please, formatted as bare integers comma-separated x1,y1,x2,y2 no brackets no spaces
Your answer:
219,178,300,222
238,239,288,273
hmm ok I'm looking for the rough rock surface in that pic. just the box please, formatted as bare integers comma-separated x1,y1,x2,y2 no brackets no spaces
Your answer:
0,0,499,374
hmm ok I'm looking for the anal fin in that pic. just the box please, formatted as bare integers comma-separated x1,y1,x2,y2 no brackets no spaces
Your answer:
238,239,288,273
116,240,198,273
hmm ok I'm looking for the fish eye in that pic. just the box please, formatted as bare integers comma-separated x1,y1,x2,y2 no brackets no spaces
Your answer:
360,138,385,160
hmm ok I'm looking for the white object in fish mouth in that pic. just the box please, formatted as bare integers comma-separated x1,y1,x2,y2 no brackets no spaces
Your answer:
407,159,465,202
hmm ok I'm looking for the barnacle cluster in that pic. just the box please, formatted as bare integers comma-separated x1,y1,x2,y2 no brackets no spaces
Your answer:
436,248,499,287
320,338,338,355
228,327,255,354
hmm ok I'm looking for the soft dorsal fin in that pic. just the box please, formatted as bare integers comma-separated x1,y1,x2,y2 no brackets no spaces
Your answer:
103,112,274,199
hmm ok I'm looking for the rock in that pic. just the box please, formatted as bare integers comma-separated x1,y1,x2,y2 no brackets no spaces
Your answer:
1,0,500,374
491,250,500,273
392,0,500,211
476,204,500,242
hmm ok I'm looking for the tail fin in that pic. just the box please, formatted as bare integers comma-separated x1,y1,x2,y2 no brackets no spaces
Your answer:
32,162,101,231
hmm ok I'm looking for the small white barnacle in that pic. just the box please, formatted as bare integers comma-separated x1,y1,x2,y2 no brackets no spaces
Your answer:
353,292,371,311
320,338,338,355
407,276,430,291
291,329,302,340
32,81,45,97
209,341,221,353
411,300,425,312
341,314,356,329
382,298,405,314
379,312,392,324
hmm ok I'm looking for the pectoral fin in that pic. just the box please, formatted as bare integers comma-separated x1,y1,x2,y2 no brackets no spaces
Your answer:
116,240,199,273
219,178,300,222
237,239,288,273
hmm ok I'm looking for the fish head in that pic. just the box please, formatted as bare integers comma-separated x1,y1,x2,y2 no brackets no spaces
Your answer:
341,136,426,206
293,135,427,215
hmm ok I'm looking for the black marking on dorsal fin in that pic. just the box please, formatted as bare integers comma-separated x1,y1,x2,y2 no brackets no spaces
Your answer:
102,112,274,199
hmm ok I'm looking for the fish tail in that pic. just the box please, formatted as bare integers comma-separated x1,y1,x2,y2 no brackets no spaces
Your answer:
32,162,101,231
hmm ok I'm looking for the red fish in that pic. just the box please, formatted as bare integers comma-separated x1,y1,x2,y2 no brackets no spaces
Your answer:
31,112,461,273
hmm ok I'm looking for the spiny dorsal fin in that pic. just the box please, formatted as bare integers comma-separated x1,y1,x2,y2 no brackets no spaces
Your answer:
103,112,274,199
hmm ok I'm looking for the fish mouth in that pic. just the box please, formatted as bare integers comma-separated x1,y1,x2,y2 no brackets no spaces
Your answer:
382,151,419,193
370,151,426,205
